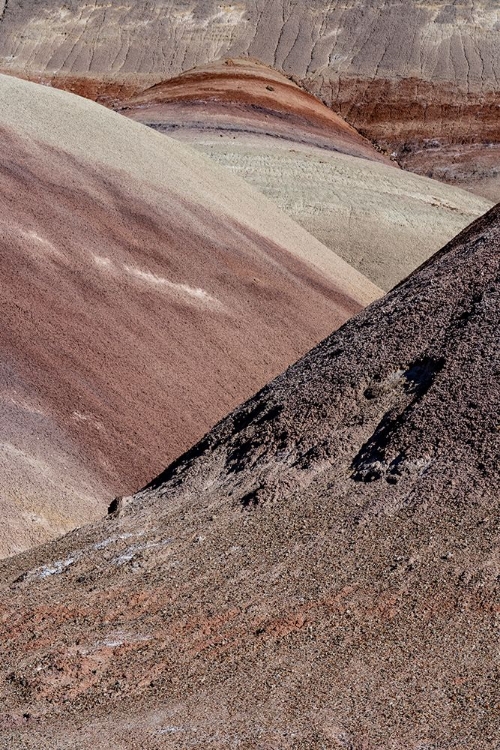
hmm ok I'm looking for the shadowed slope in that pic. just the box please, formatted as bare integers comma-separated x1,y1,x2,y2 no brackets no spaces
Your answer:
0,74,380,557
123,58,493,290
0,206,498,747
0,1,498,199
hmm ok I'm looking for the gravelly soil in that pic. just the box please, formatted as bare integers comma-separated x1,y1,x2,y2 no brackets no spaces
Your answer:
0,73,379,558
0,205,498,748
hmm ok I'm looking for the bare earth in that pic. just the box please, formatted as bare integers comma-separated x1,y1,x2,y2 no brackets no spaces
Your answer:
0,4,498,745
122,58,493,290
396,141,500,203
0,74,380,558
0,1,498,199
0,206,498,748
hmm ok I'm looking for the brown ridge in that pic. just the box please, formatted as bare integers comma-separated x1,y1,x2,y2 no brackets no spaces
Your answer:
0,204,498,747
0,74,380,557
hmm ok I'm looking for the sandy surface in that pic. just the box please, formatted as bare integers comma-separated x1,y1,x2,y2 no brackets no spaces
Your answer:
0,1,498,199
122,59,493,290
0,74,380,557
0,205,498,748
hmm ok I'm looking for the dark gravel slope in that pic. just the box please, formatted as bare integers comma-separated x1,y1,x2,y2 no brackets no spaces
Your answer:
0,205,499,748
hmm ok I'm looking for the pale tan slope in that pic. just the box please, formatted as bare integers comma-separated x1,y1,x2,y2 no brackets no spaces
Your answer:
194,140,493,291
397,141,500,204
0,75,377,302
0,75,380,558
0,1,498,200
122,59,493,290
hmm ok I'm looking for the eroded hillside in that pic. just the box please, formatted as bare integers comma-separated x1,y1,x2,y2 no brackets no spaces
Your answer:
0,1,498,198
1,205,498,748
122,58,493,289
0,73,379,557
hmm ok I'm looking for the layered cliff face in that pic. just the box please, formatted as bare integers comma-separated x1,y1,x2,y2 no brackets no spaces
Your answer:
1,206,498,748
0,73,380,558
0,1,498,199
122,58,493,290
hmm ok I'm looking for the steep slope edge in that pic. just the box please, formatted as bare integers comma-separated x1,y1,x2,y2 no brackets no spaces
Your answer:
0,74,380,558
0,206,498,747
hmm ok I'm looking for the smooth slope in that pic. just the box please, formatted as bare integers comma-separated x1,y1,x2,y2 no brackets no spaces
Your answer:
121,59,390,165
123,58,493,290
0,1,498,199
0,74,380,558
0,206,498,747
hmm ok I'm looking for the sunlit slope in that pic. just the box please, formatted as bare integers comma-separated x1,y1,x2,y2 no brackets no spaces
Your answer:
0,74,380,556
123,59,493,290
0,0,498,198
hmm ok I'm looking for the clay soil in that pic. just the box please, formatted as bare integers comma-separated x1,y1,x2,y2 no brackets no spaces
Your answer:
122,59,493,291
0,205,498,748
0,74,380,557
0,1,498,199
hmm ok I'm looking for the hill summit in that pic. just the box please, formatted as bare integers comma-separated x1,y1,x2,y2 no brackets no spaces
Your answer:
1,206,499,747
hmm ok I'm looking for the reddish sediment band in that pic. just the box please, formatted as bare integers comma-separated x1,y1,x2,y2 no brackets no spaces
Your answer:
121,60,390,164
0,74,379,557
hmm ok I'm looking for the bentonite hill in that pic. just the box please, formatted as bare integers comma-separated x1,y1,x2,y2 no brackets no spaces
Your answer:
0,0,498,200
1,204,498,748
0,72,383,558
0,1,498,747
122,57,493,289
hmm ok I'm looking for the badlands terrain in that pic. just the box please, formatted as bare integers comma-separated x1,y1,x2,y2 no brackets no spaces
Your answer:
122,58,493,289
0,73,383,557
0,1,498,747
0,204,498,748
0,0,498,199
2,52,493,556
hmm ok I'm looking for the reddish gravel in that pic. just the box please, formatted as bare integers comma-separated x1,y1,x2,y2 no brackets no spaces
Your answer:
0,205,498,748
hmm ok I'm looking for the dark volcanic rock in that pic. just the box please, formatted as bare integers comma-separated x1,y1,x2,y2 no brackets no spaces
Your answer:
0,206,499,748
144,203,500,516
